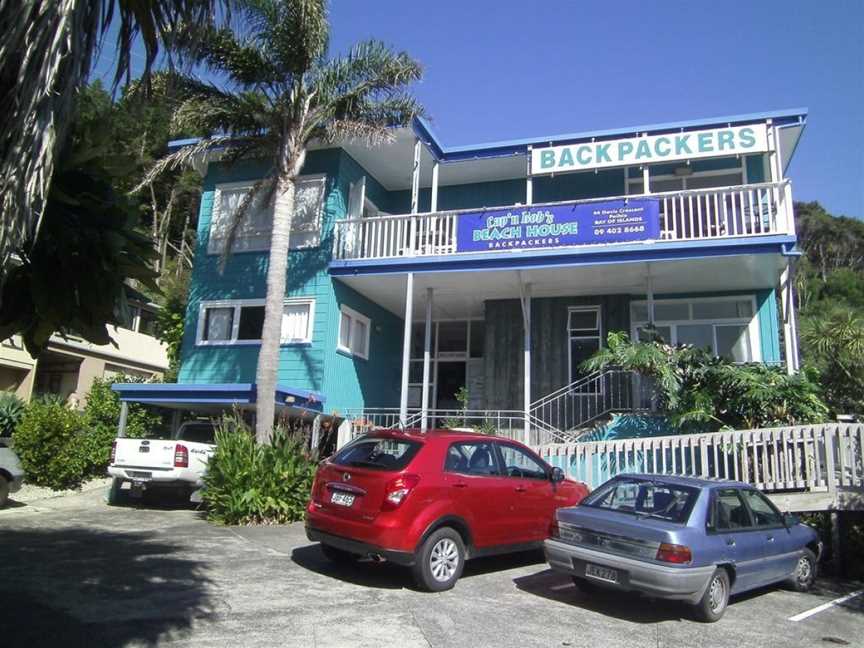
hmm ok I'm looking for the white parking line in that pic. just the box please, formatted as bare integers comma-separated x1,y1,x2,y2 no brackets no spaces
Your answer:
788,590,864,622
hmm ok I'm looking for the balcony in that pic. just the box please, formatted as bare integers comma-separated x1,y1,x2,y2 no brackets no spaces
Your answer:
332,180,794,264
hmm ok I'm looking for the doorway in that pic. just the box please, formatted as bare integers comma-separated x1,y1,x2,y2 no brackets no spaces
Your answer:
435,362,466,410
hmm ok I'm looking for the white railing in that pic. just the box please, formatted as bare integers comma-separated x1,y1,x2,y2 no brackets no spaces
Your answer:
534,423,864,496
341,407,574,446
332,181,794,262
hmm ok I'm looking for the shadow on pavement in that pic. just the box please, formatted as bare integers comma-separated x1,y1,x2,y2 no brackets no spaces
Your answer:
0,526,215,648
292,543,546,591
514,568,694,623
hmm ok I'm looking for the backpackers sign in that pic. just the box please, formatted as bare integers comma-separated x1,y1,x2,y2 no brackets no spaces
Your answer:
531,124,768,175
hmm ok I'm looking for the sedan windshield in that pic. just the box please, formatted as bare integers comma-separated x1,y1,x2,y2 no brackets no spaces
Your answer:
582,477,698,523
331,437,422,471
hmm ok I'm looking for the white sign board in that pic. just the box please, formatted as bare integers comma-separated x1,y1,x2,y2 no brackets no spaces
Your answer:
531,124,769,175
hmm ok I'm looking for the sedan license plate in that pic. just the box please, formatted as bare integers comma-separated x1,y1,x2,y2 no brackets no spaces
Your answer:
585,563,618,583
330,491,355,507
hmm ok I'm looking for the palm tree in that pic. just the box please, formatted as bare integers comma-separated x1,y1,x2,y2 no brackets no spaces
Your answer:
141,0,423,443
0,0,221,280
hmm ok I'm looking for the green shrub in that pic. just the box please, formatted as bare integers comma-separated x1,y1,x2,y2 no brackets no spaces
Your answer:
81,377,160,478
0,392,25,438
12,401,87,490
203,417,316,525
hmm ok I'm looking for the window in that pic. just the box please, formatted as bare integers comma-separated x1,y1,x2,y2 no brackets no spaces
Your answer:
626,164,745,195
337,306,371,359
444,441,499,476
208,175,326,254
712,489,753,531
631,297,760,362
740,489,783,528
568,306,602,383
331,437,422,471
497,443,548,480
583,477,698,523
196,299,314,345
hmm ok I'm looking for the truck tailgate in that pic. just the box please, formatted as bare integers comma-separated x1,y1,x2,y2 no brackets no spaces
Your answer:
113,438,177,470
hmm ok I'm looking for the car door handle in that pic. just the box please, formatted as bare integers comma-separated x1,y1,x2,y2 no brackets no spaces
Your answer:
726,538,736,547
514,486,526,493
766,535,775,542
453,482,468,488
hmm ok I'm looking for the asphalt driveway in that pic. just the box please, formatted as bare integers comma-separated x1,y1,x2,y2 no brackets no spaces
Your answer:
0,488,861,648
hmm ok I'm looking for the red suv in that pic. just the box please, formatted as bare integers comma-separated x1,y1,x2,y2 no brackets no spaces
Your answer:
305,429,589,591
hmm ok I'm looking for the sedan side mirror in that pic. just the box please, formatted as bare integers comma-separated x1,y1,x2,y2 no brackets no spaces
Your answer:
550,467,565,483
783,512,799,528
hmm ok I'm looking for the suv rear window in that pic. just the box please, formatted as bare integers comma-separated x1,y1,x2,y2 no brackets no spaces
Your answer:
331,436,422,471
177,424,216,444
582,477,699,523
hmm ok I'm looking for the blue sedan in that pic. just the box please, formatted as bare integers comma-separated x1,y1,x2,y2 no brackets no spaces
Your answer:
544,474,821,622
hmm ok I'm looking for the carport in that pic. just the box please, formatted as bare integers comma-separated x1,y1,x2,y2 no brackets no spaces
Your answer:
110,382,337,449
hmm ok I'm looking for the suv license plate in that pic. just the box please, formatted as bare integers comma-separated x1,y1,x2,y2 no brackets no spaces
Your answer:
330,491,355,507
585,563,618,583
127,471,152,481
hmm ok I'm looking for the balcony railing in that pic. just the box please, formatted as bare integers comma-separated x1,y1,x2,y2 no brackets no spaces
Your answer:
332,180,794,262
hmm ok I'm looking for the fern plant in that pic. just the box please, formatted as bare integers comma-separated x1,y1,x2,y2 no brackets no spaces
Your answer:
0,392,24,438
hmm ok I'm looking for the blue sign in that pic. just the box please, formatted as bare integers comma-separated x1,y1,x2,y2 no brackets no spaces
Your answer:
455,199,660,253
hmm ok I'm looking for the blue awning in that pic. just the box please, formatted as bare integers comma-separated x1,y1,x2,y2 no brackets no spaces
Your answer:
110,383,325,413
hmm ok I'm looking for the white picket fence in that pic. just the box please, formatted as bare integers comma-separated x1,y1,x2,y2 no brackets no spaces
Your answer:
534,423,864,495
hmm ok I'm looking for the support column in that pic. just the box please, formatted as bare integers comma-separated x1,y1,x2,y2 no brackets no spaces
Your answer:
518,274,532,445
780,263,799,375
646,263,655,327
399,273,415,427
117,401,129,438
421,288,433,431
410,139,421,214
311,414,322,455
430,162,439,213
526,145,533,205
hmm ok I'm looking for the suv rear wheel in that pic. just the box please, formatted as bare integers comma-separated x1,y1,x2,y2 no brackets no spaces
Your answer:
412,527,465,592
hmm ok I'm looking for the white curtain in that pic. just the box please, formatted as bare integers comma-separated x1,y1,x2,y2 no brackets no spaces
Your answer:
281,303,310,342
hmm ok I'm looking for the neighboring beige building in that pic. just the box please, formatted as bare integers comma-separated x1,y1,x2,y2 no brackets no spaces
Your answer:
0,301,169,407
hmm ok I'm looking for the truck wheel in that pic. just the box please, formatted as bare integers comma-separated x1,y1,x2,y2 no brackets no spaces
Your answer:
0,475,9,508
694,568,730,623
789,549,817,592
107,478,127,506
320,543,358,564
412,527,465,592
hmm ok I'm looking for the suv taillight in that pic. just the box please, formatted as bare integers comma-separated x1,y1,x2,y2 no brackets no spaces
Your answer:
110,440,117,465
382,473,420,510
174,444,189,468
656,543,692,564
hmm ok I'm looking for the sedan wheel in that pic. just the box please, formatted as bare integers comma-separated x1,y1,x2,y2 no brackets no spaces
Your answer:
0,475,8,508
791,549,817,592
695,569,730,623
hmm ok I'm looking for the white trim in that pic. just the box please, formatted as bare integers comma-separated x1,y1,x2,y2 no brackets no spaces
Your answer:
337,305,371,360
208,174,327,255
630,295,761,362
195,297,315,346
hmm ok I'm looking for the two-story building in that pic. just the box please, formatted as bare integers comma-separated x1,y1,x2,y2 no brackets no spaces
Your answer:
156,108,806,443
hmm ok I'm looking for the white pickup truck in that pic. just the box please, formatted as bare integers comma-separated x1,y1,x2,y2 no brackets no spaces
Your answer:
107,421,216,504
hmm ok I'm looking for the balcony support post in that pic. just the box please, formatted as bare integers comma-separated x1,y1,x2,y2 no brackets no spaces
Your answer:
518,272,532,445
431,162,439,213
421,287,433,432
411,138,421,215
399,272,415,427
780,262,800,375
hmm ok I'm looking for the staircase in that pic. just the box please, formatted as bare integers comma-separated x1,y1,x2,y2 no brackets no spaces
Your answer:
529,369,648,440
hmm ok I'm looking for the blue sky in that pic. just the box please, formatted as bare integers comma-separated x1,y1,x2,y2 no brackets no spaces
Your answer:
92,0,863,217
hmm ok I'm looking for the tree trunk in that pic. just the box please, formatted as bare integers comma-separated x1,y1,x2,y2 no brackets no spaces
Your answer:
254,155,302,444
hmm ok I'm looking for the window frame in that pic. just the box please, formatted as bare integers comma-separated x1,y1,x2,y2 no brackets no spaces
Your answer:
625,160,747,196
444,440,502,477
630,295,761,363
195,297,315,346
494,442,550,481
707,487,756,534
567,305,603,385
207,174,327,255
337,305,371,360
739,488,785,530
